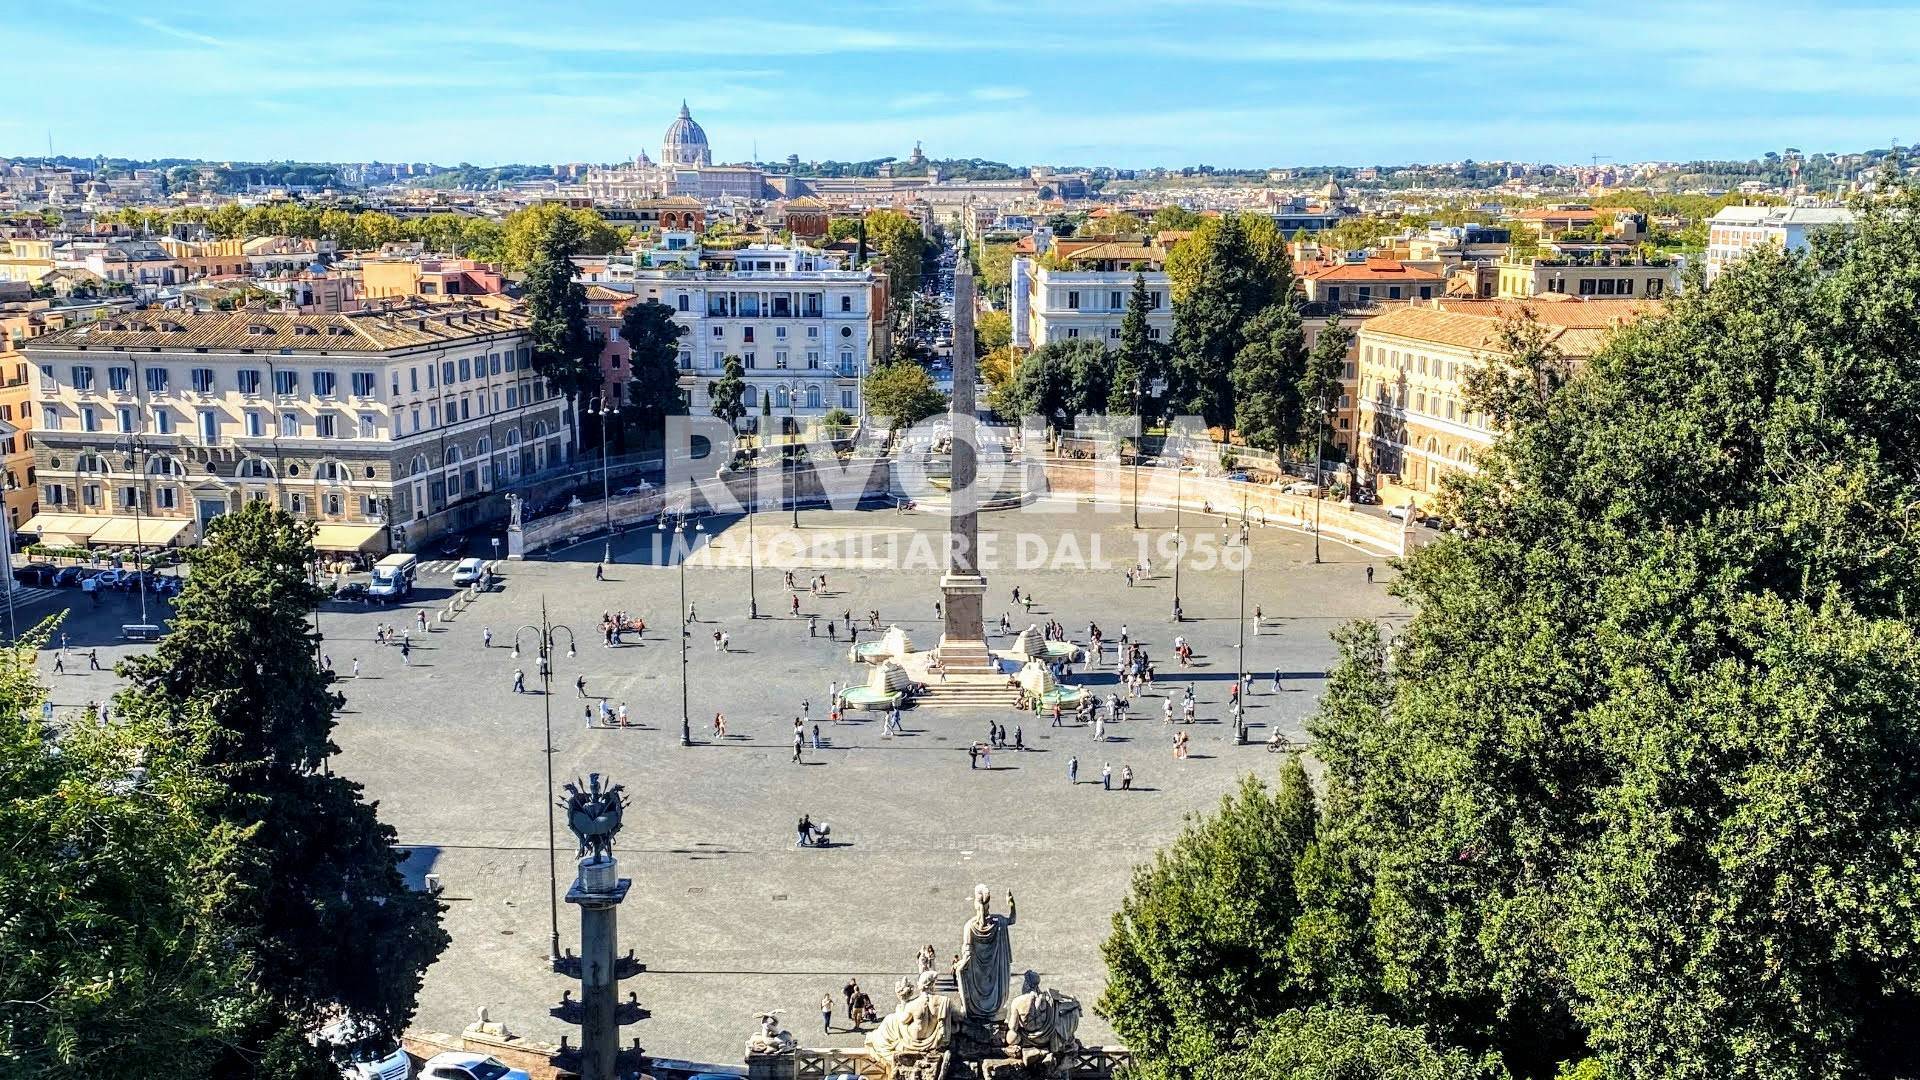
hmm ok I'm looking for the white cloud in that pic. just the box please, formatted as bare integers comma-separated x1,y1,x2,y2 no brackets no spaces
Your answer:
970,87,1030,102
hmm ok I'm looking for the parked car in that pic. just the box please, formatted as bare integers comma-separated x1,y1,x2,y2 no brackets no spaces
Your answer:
112,570,149,592
334,582,370,603
1387,504,1423,523
1283,480,1322,497
1349,487,1381,505
92,569,123,588
419,1052,529,1080
1223,470,1251,482
451,558,486,588
53,567,94,587
12,564,56,587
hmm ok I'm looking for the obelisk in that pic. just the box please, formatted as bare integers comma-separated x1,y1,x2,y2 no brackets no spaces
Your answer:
939,238,992,671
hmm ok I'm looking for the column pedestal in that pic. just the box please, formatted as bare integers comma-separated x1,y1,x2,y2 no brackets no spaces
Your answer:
938,573,992,672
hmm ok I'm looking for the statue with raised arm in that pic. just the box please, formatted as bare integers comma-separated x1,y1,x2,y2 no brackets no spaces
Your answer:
955,884,1017,1031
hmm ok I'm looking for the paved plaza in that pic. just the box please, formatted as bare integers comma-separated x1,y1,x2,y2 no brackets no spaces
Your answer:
27,502,1409,1065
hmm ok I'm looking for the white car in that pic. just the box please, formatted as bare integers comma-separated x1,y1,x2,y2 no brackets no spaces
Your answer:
1387,504,1422,523
451,558,486,587
419,1052,529,1080
1283,480,1322,497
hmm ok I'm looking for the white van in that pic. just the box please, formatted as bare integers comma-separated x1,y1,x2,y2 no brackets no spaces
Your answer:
367,553,419,602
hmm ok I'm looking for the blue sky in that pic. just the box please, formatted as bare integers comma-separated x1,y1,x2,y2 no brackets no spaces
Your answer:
7,0,1920,168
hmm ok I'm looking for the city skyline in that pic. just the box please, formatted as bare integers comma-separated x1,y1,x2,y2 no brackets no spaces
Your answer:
11,0,1920,169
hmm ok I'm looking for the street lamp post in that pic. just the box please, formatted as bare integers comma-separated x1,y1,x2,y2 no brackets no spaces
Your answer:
511,600,578,962
660,515,702,745
1170,451,1184,621
1313,392,1329,565
1235,488,1249,744
1131,377,1142,530
589,392,614,566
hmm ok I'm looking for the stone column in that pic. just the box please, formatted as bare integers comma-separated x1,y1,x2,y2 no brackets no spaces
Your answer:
552,855,648,1080
939,246,991,670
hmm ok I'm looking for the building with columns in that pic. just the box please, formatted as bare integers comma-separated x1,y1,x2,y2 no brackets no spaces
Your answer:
21,300,570,552
583,102,767,202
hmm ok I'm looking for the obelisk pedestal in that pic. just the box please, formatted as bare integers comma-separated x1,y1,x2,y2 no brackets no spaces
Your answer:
938,238,993,672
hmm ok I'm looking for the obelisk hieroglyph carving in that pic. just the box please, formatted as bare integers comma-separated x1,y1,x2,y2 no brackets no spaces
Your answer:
939,233,992,670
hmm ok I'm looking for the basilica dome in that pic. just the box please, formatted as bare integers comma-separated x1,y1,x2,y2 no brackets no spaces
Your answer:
661,101,712,167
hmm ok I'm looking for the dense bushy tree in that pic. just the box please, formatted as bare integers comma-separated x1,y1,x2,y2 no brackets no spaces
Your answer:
0,658,253,1079
707,354,748,430
1107,273,1169,427
1104,192,1920,1080
863,360,944,431
524,212,599,423
619,298,690,442
120,505,448,1077
1230,301,1307,452
1168,214,1295,428
1297,315,1354,459
1201,1007,1508,1080
996,339,1111,428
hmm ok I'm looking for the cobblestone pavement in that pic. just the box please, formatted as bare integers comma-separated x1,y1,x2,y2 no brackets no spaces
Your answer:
25,504,1411,1066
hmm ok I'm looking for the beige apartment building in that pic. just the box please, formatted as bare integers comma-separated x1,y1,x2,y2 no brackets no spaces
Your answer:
21,300,569,552
1355,298,1655,494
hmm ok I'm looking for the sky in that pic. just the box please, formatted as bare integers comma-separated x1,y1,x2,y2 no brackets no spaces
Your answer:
7,0,1920,169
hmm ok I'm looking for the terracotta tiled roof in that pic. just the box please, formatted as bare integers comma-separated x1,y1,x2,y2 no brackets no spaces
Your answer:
1360,298,1656,356
1299,257,1442,283
1062,241,1166,265
26,300,527,353
582,284,634,303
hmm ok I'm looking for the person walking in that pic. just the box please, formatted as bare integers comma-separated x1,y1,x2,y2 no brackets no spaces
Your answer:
576,674,588,698
584,704,594,730
821,994,834,1035
322,654,333,673
351,657,361,679
811,723,822,750
1068,755,1079,785
88,649,101,671
968,743,980,770
1102,762,1112,791
595,562,604,581
417,610,428,634
793,727,805,764
53,651,64,675
713,712,727,738
399,639,411,666
513,668,526,693
617,702,630,727
1366,564,1375,585
483,626,493,649
1122,764,1134,790
720,631,731,651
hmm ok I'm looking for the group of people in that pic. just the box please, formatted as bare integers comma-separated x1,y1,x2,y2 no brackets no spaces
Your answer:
599,610,644,647
1065,755,1135,790
823,978,877,1033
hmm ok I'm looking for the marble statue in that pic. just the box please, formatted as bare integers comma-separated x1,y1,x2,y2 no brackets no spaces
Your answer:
956,884,1017,1028
745,1012,796,1056
1006,970,1082,1057
865,975,954,1079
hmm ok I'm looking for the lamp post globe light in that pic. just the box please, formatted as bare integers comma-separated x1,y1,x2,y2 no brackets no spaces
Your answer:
511,600,579,962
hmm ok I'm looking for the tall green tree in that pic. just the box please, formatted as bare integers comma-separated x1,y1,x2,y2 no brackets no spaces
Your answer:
862,360,944,431
618,298,690,444
523,212,600,442
1169,214,1295,428
0,656,256,1080
1107,273,1168,427
707,353,748,431
1297,314,1354,458
1100,758,1323,1078
996,339,1111,427
120,505,448,1077
1103,191,1920,1080
1230,299,1307,452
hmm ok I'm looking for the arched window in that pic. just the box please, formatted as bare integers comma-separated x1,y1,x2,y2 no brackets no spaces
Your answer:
505,429,522,447
533,421,550,440
475,435,491,455
744,386,758,407
237,457,274,479
146,455,183,476
775,386,790,409
446,445,463,467
806,385,822,409
76,453,109,475
409,454,430,478
314,459,350,484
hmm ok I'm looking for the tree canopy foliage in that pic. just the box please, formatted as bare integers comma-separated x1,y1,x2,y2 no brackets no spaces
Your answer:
862,360,944,431
1102,191,1920,1080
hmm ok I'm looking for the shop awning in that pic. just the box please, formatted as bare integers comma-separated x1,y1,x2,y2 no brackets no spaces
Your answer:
312,523,390,553
18,513,106,546
87,517,193,547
